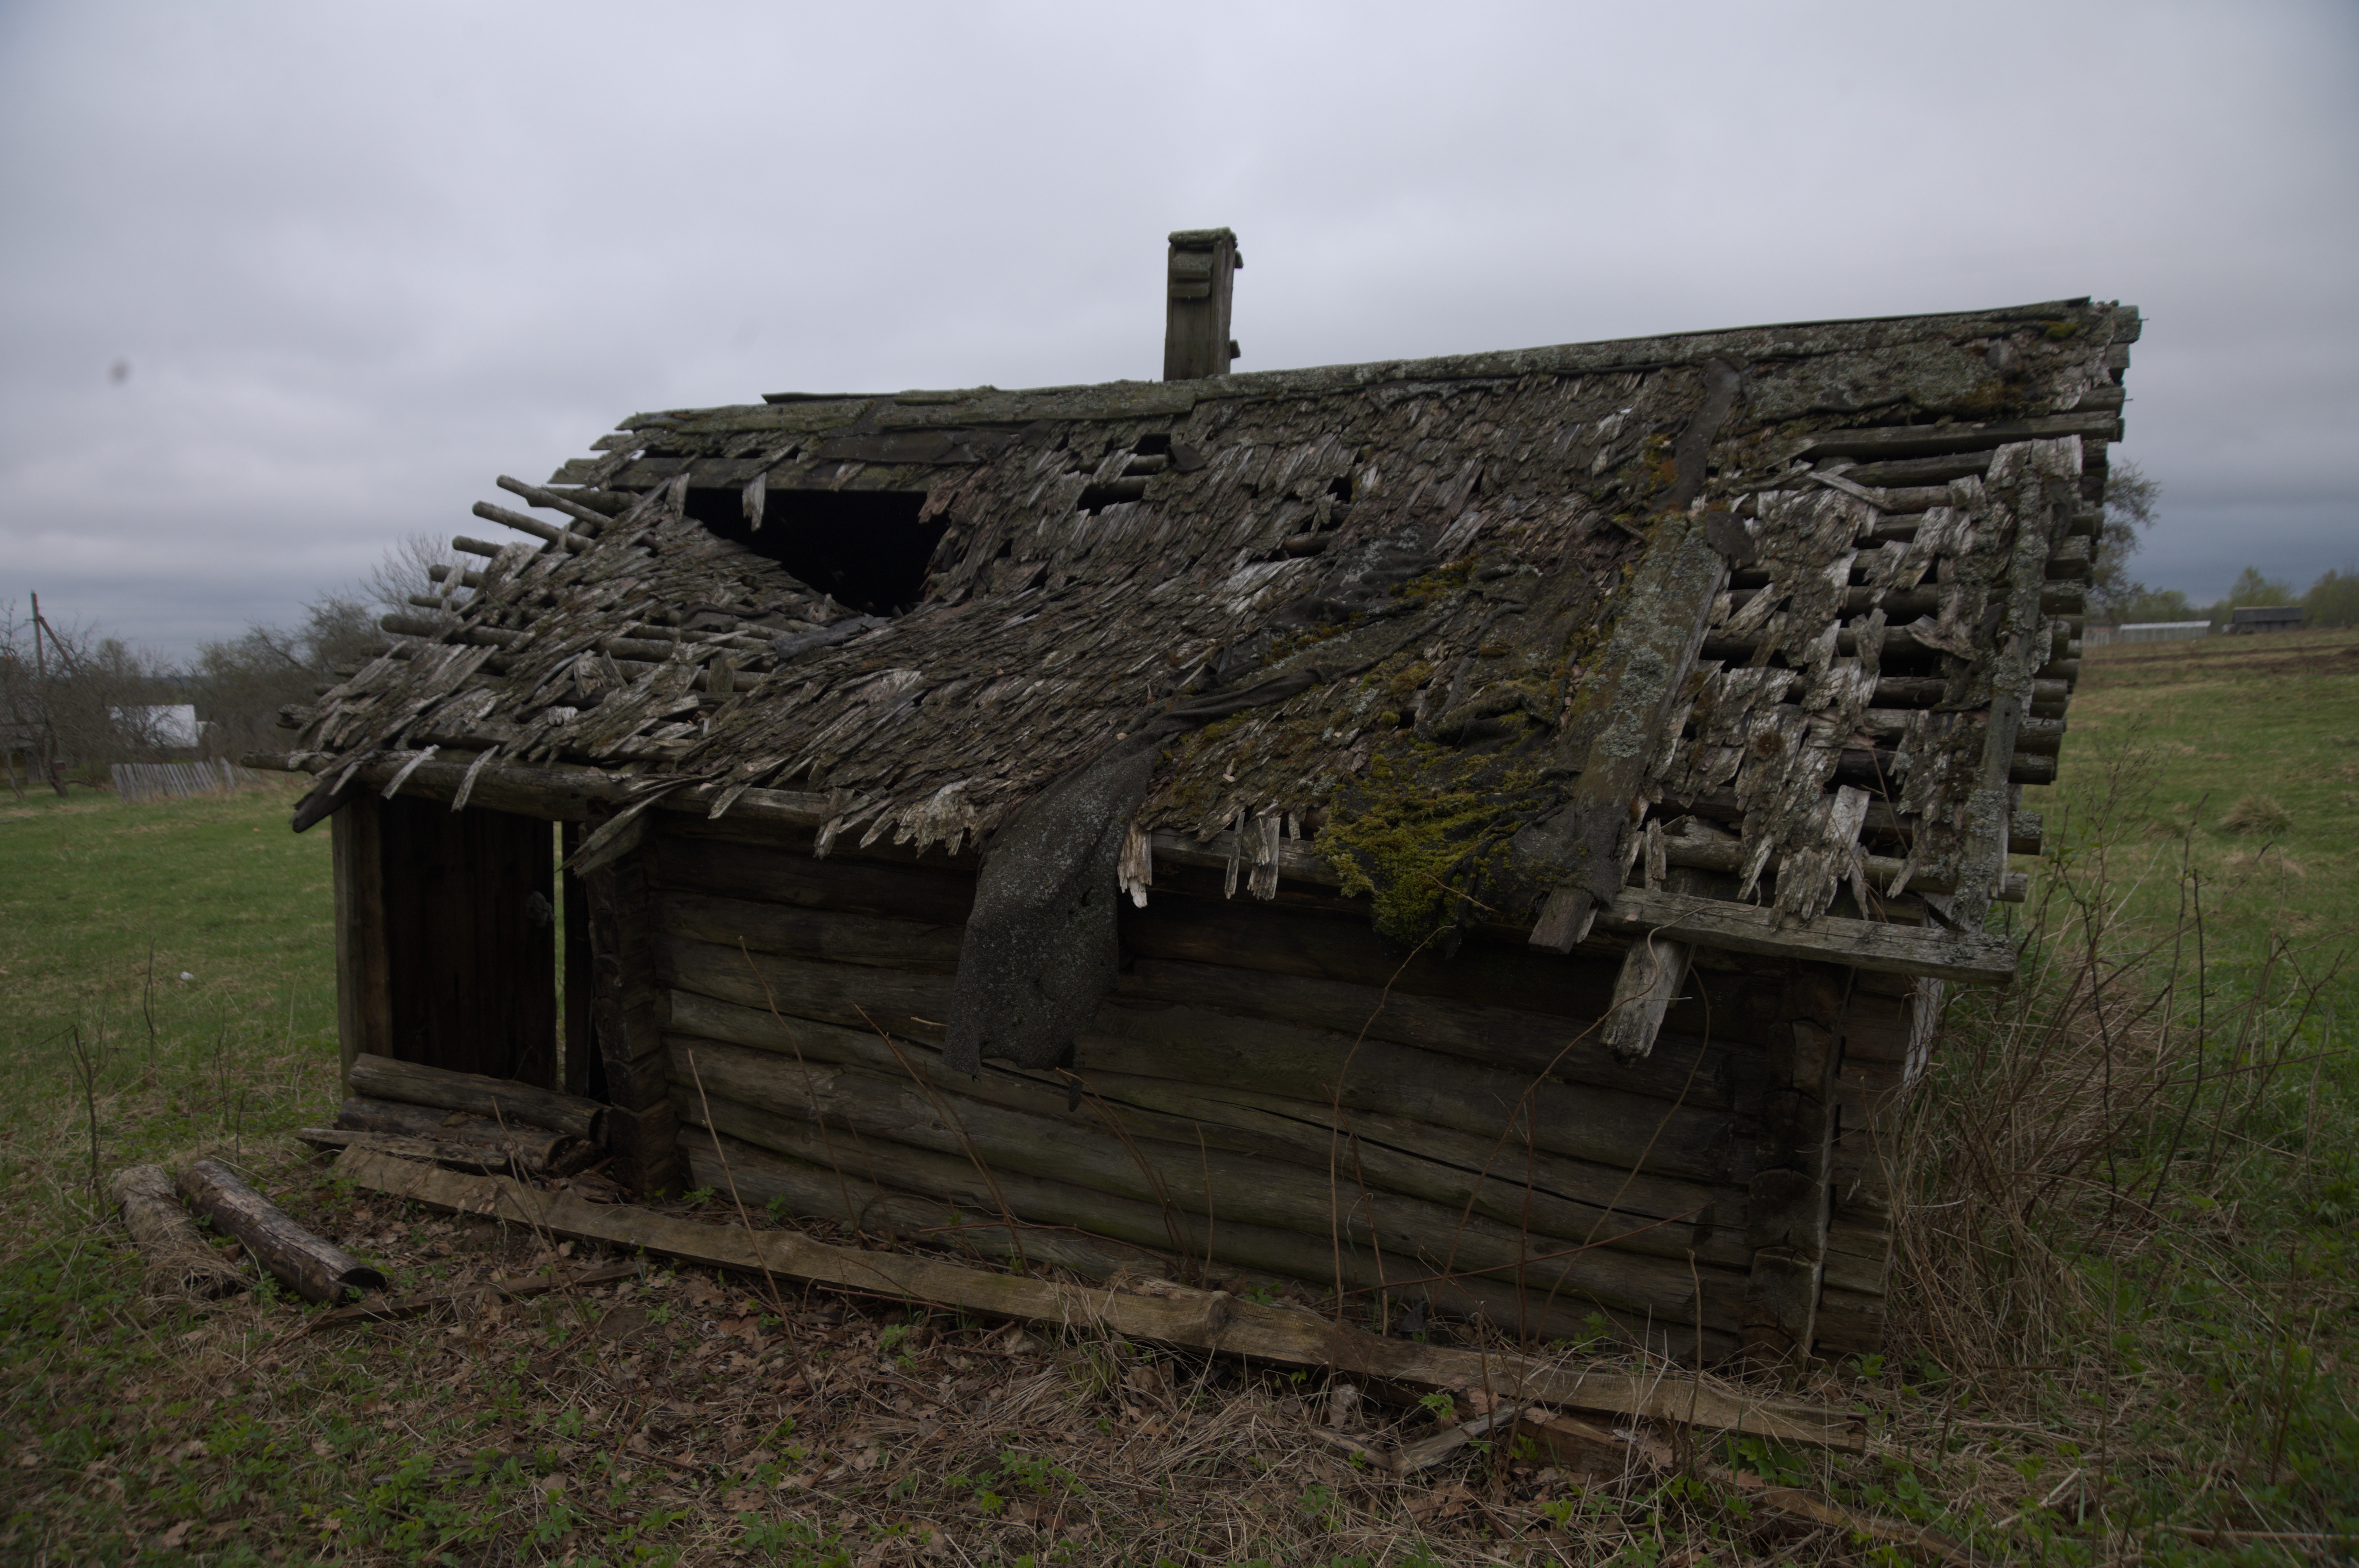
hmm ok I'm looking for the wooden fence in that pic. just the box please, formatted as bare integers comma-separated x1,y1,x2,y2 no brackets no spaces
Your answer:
110,759,269,803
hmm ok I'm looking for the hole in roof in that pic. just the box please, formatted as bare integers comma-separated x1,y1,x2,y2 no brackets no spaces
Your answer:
686,488,946,618
1132,433,1173,456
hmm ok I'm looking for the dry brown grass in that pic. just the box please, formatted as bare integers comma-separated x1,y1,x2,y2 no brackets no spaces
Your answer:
2219,794,2297,836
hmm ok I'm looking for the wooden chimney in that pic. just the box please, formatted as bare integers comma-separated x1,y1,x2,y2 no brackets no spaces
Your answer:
1162,228,1240,381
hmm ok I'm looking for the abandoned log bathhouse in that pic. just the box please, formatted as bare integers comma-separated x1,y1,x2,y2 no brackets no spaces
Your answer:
258,233,2137,1364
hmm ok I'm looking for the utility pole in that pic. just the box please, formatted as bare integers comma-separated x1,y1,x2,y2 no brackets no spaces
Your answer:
29,592,65,797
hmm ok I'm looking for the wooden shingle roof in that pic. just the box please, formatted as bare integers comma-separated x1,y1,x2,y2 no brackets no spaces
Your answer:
280,296,2136,981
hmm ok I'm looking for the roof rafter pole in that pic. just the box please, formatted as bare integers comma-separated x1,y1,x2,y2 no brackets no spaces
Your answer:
1948,440,2080,930
1521,357,1745,952
1163,228,1240,382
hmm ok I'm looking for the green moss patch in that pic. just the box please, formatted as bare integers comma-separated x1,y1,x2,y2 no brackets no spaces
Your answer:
1320,743,1552,947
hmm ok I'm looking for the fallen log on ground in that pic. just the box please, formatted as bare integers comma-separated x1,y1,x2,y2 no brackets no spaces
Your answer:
110,1164,246,1300
332,1146,1863,1451
331,1096,590,1174
176,1159,389,1304
303,1259,641,1332
347,1053,606,1144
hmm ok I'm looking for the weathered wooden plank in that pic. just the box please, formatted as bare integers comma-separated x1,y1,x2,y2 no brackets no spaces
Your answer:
1799,409,2119,460
296,1127,545,1178
337,1147,1861,1446
1119,957,1756,1108
650,830,976,927
282,752,837,832
1596,888,2016,983
657,890,963,974
1599,930,1693,1063
1526,499,1734,951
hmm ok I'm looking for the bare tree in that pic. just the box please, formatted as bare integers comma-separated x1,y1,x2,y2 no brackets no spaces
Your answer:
0,597,178,791
187,593,381,756
364,532,465,614
2087,461,2162,621
3,533,472,782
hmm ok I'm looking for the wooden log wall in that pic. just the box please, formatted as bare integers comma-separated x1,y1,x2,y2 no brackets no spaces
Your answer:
633,813,1938,1361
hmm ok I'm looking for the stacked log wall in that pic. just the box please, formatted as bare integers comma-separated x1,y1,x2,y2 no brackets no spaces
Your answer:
634,814,1932,1361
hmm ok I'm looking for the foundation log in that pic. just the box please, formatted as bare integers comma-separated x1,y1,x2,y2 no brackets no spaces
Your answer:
346,1053,606,1143
332,1096,586,1174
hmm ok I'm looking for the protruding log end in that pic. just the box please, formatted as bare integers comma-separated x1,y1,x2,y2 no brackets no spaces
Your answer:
1601,934,1692,1063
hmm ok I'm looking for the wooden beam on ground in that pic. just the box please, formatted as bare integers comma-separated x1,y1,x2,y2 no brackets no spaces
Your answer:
334,1146,1864,1451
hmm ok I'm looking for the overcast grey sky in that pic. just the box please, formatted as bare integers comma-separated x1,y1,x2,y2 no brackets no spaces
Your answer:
3,0,2353,657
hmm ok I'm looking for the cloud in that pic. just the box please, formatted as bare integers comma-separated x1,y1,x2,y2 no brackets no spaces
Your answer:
2,0,2353,654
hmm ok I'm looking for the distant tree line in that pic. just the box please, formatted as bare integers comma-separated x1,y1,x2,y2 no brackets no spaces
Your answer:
2086,464,2355,629
3,535,455,796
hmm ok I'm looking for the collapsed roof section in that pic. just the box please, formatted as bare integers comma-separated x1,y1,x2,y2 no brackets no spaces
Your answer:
284,296,2135,994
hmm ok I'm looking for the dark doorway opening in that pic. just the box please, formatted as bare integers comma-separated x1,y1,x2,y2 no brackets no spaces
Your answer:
688,488,944,617
376,798,557,1087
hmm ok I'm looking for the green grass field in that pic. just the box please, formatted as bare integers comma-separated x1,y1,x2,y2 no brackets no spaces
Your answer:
2018,626,2359,1014
0,629,2354,1566
0,781,341,1179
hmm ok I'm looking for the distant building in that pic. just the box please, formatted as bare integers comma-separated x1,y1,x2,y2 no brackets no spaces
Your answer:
109,704,204,749
2119,621,2211,643
2229,606,2304,634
